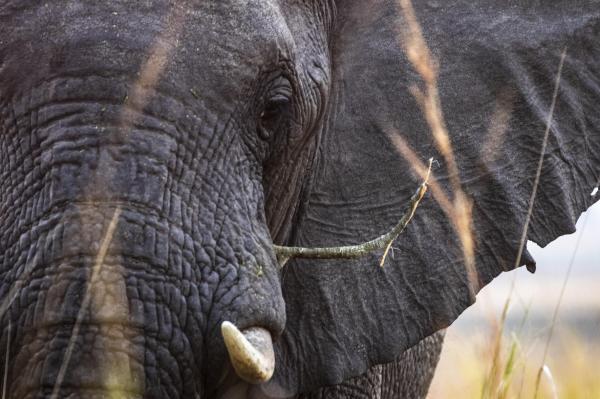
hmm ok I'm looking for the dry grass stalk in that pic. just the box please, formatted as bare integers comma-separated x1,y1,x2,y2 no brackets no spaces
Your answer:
533,212,590,399
512,48,567,274
390,134,454,217
2,320,10,399
430,324,600,399
481,88,517,165
395,0,476,293
480,297,515,399
50,207,122,399
120,5,185,130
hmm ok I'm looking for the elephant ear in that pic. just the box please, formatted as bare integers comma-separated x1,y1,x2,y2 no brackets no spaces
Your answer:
270,0,600,395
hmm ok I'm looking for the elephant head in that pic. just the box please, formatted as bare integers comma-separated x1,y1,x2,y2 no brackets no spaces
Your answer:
0,0,599,398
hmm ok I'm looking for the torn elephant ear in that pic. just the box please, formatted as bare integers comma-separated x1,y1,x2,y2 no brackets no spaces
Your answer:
524,252,537,274
269,0,600,395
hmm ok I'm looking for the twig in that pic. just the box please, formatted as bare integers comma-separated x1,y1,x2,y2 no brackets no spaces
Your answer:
274,159,433,268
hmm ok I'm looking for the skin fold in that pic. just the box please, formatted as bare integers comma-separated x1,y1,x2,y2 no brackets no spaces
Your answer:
0,1,599,398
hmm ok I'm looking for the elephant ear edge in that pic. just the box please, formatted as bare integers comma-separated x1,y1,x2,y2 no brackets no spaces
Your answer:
271,0,600,395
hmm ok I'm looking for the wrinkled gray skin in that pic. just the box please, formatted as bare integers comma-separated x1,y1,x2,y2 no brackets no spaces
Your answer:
1,0,599,398
297,332,445,399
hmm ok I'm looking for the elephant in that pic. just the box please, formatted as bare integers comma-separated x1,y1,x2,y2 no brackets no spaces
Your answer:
0,0,599,398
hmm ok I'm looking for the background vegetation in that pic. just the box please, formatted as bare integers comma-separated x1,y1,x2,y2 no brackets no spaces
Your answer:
428,204,600,399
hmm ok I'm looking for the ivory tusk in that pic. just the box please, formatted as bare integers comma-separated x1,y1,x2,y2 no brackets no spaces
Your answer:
221,321,275,384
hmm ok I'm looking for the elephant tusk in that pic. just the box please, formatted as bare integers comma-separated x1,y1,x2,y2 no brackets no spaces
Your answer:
221,321,275,384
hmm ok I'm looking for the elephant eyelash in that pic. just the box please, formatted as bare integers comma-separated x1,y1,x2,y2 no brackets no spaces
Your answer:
258,94,291,141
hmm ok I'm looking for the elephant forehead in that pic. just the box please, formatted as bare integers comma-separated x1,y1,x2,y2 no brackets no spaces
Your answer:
0,0,294,102
181,0,295,97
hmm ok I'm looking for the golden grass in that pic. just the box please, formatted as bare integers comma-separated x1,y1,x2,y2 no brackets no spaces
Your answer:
393,0,477,294
50,207,123,399
429,325,600,399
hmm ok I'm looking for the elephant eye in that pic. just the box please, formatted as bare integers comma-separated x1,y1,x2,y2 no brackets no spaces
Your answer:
258,94,290,141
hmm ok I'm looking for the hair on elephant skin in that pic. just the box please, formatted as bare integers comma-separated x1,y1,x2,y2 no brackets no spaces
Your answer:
0,0,599,398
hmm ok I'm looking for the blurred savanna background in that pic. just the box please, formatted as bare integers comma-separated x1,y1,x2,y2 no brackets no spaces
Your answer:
428,201,600,399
